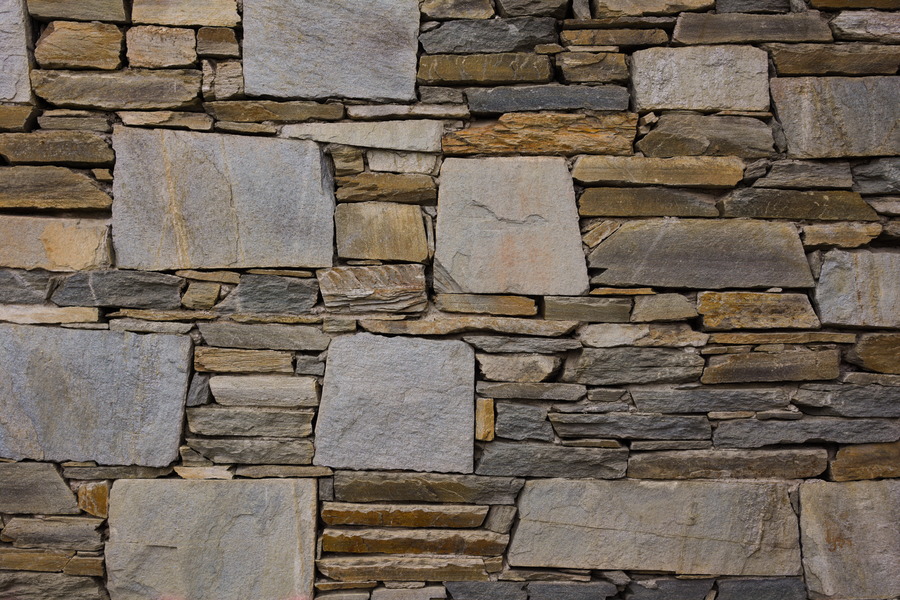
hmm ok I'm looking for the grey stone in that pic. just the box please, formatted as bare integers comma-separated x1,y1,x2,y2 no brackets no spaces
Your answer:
673,12,832,44
214,274,319,314
0,462,78,514
495,402,554,441
62,465,172,479
421,0,494,19
199,322,329,351
638,113,774,159
577,323,708,349
51,269,184,309
0,0,31,103
282,120,444,153
831,10,900,43
754,160,854,189
589,219,814,289
815,250,900,327
244,0,418,101
476,441,628,478
0,572,102,600
445,581,526,600
295,355,325,377
476,382,586,401
550,413,711,440
527,582,618,600
801,480,900,599
715,578,806,600
463,335,582,353
435,158,589,296
333,471,524,505
716,0,789,11
507,479,801,575
209,375,319,407
0,325,191,467
315,333,474,473
701,349,840,384
497,0,567,16
112,127,334,270
420,18,556,54
0,269,52,303
543,297,631,322
484,505,517,534
720,189,877,221
631,386,790,413
627,449,828,480
187,406,314,437
794,384,900,418
2,516,103,551
186,372,211,407
631,294,698,322
186,437,315,464
467,85,629,114
373,587,448,600
626,579,714,600
107,479,317,600
477,353,560,383
31,69,201,110
714,417,900,448
318,264,427,313
771,77,900,159
563,347,705,385
853,158,900,194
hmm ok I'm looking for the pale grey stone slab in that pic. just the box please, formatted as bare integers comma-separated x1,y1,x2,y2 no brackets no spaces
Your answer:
199,322,330,351
815,250,900,327
2,516,104,551
0,325,191,467
508,479,801,575
282,120,444,152
495,402,554,441
314,333,475,473
107,479,316,600
0,462,78,514
435,157,589,295
243,0,419,101
112,126,334,270
0,0,31,102
0,572,102,600
186,437,315,464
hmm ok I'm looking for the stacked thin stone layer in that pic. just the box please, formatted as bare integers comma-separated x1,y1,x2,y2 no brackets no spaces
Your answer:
0,0,899,599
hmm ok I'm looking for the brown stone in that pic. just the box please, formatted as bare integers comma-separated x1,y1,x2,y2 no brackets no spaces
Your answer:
127,26,196,68
543,297,631,322
673,12,833,44
321,503,489,528
27,0,127,21
32,69,201,110
435,294,538,316
579,187,719,217
318,265,427,313
637,113,775,159
0,548,73,572
443,112,635,156
768,43,900,76
64,554,105,576
720,189,878,221
847,333,900,375
0,216,110,271
193,347,294,373
0,166,111,209
0,105,36,132
754,160,854,190
321,528,508,556
196,27,240,57
335,203,428,262
1,517,103,551
132,0,239,26
317,556,491,582
417,53,553,85
77,481,109,518
578,323,708,348
360,315,576,337
698,292,820,330
557,52,629,83
35,21,122,70
709,332,856,345
573,156,744,187
336,173,436,204
803,222,882,248
333,471,525,505
561,29,668,45
590,0,713,15
118,111,213,130
0,131,113,166
37,109,111,132
476,397,495,442
234,465,332,478
702,349,841,384
628,449,828,479
831,441,900,481
205,100,344,122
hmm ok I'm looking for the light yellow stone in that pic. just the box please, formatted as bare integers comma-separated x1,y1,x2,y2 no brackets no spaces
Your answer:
0,305,100,324
573,156,745,187
0,216,110,271
335,203,428,262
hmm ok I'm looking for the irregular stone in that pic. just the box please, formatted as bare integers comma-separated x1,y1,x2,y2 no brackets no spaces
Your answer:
631,46,769,111
194,347,293,373
282,120,444,152
35,21,122,70
674,12,832,44
853,157,900,194
322,528,507,556
186,437,314,464
579,323,709,348
558,52,629,83
131,0,237,26
444,112,635,156
464,335,582,353
0,304,99,324
703,349,840,384
550,413,711,440
77,480,109,517
467,84,629,113
638,113,773,159
697,292,820,330
561,28,669,46
318,265,426,313
244,0,417,101
315,334,474,473
31,69,201,110
333,471,524,505
801,480,900,599
199,323,328,351
209,375,318,408
336,203,428,262
213,275,319,314
831,10,900,43
0,166,110,210
476,441,628,478
477,353,560,382
196,27,239,57
794,383,900,418
126,25,196,68
51,270,183,309
434,157,587,296
721,189,877,221
803,222,883,248
36,108,111,132
113,128,334,270
768,43,900,76
187,405,314,437
714,417,900,448
317,556,491,582
0,326,190,466
0,269,52,304
336,173,436,204
420,17,556,54
543,297,631,322
421,0,494,19
589,219,813,289
626,579,714,600
2,517,103,551
362,315,576,337
201,59,243,101
322,503,488,528
27,0,126,21
0,571,102,600
590,0,713,14
436,295,537,317
632,387,789,413
848,334,900,375
508,479,800,575
367,151,439,175
628,448,827,479
495,402,554,441
717,0,790,10
755,160,854,189
831,441,900,481
0,546,74,571
180,280,220,309
0,462,78,514
477,382,586,401
580,187,718,218
0,0,30,103
107,479,315,600
0,131,113,166
815,250,900,327
417,53,552,85
563,347,705,385
632,294,698,322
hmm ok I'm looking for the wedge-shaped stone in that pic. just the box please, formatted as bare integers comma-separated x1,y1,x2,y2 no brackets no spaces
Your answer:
848,334,900,375
476,441,628,478
801,480,900,600
27,0,126,21
721,189,877,221
543,297,631,322
194,347,293,373
714,417,900,448
31,69,201,110
199,323,329,351
589,219,814,289
435,294,537,316
703,349,840,384
51,270,183,309
318,265,426,313
213,274,318,314
815,250,900,327
0,166,110,209
333,471,524,505
0,131,113,166
628,449,827,479
477,382,587,401
336,203,428,262
317,556,491,582
638,113,774,159
564,347,705,385
698,292,820,330
435,157,588,296
467,84,629,113
113,127,334,270
322,528,508,556
418,53,552,85
573,156,744,187
772,77,900,159
590,0,712,14
632,46,769,111
831,10,900,43
0,105,34,131
186,437,314,464
803,222,883,248
794,383,900,418
579,323,709,348
187,406,314,437
362,315,576,337
0,269,52,304
0,571,102,600
420,17,556,54
107,479,316,600
282,120,443,152
322,503,488,528
2,517,103,551
831,441,900,482
508,479,801,575
550,413,711,440
0,462,78,514
853,158,900,194
209,375,318,407
768,43,900,76
478,354,560,383
0,0,30,103
673,12,832,44
35,21,122,70
632,386,789,413
0,326,191,466
205,100,344,122
244,0,417,101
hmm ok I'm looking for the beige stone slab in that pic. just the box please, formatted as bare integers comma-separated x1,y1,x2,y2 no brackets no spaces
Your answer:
0,304,99,324
702,349,841,384
831,441,900,482
573,156,744,187
0,105,36,131
435,294,537,316
318,556,491,582
475,397,495,441
32,69,201,110
0,166,111,209
127,26,196,68
360,314,577,337
282,120,444,152
194,347,293,373
322,527,508,556
0,216,110,271
627,448,827,479
26,0,127,21
321,503,489,528
0,130,113,166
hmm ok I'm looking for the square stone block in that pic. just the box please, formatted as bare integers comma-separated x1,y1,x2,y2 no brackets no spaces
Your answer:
314,333,475,473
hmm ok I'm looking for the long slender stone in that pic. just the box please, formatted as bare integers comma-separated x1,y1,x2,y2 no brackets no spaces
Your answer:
0,131,113,166
768,43,900,76
697,292,820,330
463,335,582,353
0,572,102,600
0,166,111,210
714,417,900,448
186,437,315,464
322,528,508,556
590,0,713,15
282,120,444,152
631,386,790,413
637,113,774,159
51,270,184,309
2,517,103,551
477,382,587,401
317,557,491,582
543,297,631,322
333,471,524,505
831,441,900,482
199,323,330,351
466,84,629,113
476,441,628,478
720,189,877,221
573,156,744,187
420,17,557,54
321,503,488,528
702,350,840,384
0,0,30,103
361,315,577,337
563,347,705,385
418,53,552,85
205,100,344,122
794,383,900,418
580,187,720,217
26,0,127,21
187,406,314,437
209,375,319,407
31,69,201,110
435,294,537,317
627,449,827,479
550,413,711,440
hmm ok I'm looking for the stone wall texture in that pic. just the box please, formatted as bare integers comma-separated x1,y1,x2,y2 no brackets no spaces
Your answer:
0,0,898,599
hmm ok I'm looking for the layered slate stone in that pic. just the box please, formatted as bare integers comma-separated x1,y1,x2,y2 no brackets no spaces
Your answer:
768,43,900,76
107,479,316,600
800,480,900,599
0,325,191,466
0,572,103,600
466,85,629,113
673,12,833,44
637,113,775,159
714,417,900,448
0,462,78,514
112,127,334,270
771,77,900,158
508,479,801,575
815,250,900,327
434,158,589,295
563,347,705,385
591,0,712,14
314,334,475,473
589,219,814,289
51,270,184,309
419,17,556,54
243,0,419,101
0,0,31,103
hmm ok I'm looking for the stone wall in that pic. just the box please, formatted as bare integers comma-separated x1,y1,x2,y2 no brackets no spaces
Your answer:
0,0,899,598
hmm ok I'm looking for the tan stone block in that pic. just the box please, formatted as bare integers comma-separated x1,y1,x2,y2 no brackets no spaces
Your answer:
336,173,436,204
0,131,113,166
590,0,713,15
802,222,882,248
848,333,900,375
476,397,495,442
435,294,538,316
127,25,196,68
0,547,73,572
173,465,234,479
335,203,428,262
573,156,744,187
579,187,719,218
317,556,491,582
709,332,856,345
118,111,213,131
35,21,122,70
0,216,110,271
477,353,560,382
32,69,201,110
27,0,127,22
37,109,111,132
193,347,294,373
831,441,900,481
196,27,240,57
417,53,552,85
768,43,900,76
77,481,109,518
558,52,629,83
321,527,508,556
673,12,833,44
205,100,344,122
698,292,820,330
562,29,668,45
330,145,365,176
63,554,105,576
181,280,221,309
132,0,239,26
721,189,878,221
628,449,827,479
202,59,243,100
176,270,241,284
0,166,111,209
321,503,489,528
0,104,36,131
0,305,99,324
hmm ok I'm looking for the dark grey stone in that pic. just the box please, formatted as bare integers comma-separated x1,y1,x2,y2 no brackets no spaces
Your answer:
563,347,705,386
0,269,53,303
51,269,184,309
630,386,790,413
716,0,789,12
463,335,582,353
528,582,618,600
186,372,211,407
467,85,629,113
187,406,314,437
714,417,900,448
61,465,173,479
295,354,326,376
495,402,554,441
626,578,714,600
637,113,775,159
445,581,527,600
419,17,557,54
852,157,900,194
476,381,586,401
2,516,104,551
199,322,330,351
214,274,318,314
716,578,806,600
550,413,712,440
0,462,79,514
793,384,900,418
476,441,627,478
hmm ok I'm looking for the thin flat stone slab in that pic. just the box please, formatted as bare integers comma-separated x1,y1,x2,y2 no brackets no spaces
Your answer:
0,325,191,467
572,156,744,187
51,270,184,309
186,406,314,437
0,166,111,210
361,315,576,337
702,349,840,384
754,159,854,190
107,479,316,600
720,189,877,221
767,43,900,76
205,100,344,122
673,12,833,44
2,516,103,551
213,274,319,314
464,335,582,353
771,77,900,159
131,0,239,26
631,386,790,413
467,84,629,113
716,578,806,600
697,292,820,330
0,0,31,103
26,0,127,21
420,17,556,54
314,334,475,473
508,479,801,575
793,383,900,418
627,449,827,479
815,250,900,328
831,9,900,43
322,527,508,556
0,462,78,514
0,216,110,271
333,471,524,505
418,53,552,85
112,127,334,270
209,375,319,407
563,347,704,385
434,157,588,296
321,502,488,528
0,571,102,600
317,556,491,582
714,417,900,448
831,441,900,482
186,437,314,464
475,441,628,478
243,0,419,101
588,219,814,289
31,69,201,110
590,0,713,14
199,322,330,351
637,113,774,159
550,413,712,440
318,265,427,313
800,480,900,600
282,120,443,152
580,187,719,217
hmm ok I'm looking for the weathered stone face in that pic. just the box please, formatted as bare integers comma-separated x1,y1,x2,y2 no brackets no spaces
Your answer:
0,0,30,103
0,571,103,600
420,17,556,54
243,0,419,101
112,127,335,270
31,69,201,110
637,113,775,158
314,334,475,473
0,462,79,514
815,250,900,327
0,325,191,467
508,479,801,575
106,479,317,600
434,157,589,295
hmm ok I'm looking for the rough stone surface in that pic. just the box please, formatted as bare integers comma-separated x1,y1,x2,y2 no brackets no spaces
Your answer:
508,479,801,575
721,189,877,221
632,294,698,322
126,25,196,68
0,571,102,600
626,580,714,600
131,0,238,25
35,21,122,70
793,383,900,418
550,413,711,440
637,113,774,158
2,516,103,550
187,406,313,437
0,130,113,166
673,12,833,44
0,325,191,466
322,502,487,528
831,10,900,43
495,402,554,441
435,157,588,296
51,270,183,309
573,156,744,187
333,471,524,505
199,322,330,351
420,17,556,54
113,127,334,270
831,441,900,481
476,381,586,401
714,417,900,448
558,52,629,84
848,333,900,374
591,0,713,14
244,0,419,101
336,202,428,262
31,69,201,110
315,334,474,473
0,166,111,210
768,43,900,76
282,120,444,152
464,335,582,353
578,323,709,348
476,441,628,478
418,53,553,85
318,265,427,313
0,269,52,304
853,158,900,194
187,437,314,464
563,347,705,385
581,187,718,218
478,353,560,382
361,315,576,337
544,297,631,322
107,479,316,600
467,85,629,113
702,349,840,384
815,250,900,327
755,160,854,190
336,173,436,204
698,292,820,330
631,386,789,413
0,462,78,514
628,449,827,479
322,528,508,556
421,0,494,19
213,274,319,314
209,375,319,407
26,0,127,21
0,0,30,103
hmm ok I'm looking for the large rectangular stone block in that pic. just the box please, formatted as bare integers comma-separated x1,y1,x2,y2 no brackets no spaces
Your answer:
0,0,31,102
0,325,191,467
112,127,334,270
